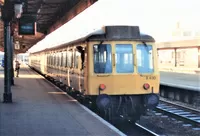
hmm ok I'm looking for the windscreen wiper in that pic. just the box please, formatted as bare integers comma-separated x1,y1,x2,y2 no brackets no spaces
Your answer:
142,41,150,53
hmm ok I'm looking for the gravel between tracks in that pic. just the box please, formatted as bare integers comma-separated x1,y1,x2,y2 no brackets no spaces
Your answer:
137,112,200,136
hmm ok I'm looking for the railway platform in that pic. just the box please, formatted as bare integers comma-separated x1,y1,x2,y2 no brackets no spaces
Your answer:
160,71,200,92
0,65,124,136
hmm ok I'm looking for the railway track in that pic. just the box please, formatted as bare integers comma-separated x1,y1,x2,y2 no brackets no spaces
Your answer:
156,99,200,127
135,123,161,136
112,117,161,136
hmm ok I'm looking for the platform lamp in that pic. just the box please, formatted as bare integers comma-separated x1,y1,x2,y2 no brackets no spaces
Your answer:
0,0,4,6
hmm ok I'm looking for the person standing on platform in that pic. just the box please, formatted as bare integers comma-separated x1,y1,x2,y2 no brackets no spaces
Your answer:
15,60,20,77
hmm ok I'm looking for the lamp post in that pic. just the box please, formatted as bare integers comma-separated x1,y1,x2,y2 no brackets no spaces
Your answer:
1,0,14,103
1,0,23,102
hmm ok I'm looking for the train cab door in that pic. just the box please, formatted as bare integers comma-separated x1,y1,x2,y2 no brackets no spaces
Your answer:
80,47,86,94
75,46,85,93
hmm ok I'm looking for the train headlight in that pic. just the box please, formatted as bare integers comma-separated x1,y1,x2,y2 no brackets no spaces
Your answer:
143,83,150,90
99,84,106,91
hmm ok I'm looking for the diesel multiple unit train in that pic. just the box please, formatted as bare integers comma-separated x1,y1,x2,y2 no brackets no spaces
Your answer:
29,26,160,122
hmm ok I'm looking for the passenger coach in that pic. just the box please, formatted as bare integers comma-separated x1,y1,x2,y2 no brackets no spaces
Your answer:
29,26,160,122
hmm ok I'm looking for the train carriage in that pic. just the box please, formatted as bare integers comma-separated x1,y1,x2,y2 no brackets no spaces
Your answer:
29,26,160,122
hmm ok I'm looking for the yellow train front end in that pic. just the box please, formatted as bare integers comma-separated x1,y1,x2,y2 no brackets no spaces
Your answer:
85,26,160,122
88,41,159,95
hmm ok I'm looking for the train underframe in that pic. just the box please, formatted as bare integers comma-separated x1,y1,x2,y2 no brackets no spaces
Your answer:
93,94,159,123
44,74,159,123
66,88,159,123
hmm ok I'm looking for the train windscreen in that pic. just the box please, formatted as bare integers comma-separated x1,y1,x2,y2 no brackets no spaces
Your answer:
136,44,154,73
115,44,134,73
93,44,112,73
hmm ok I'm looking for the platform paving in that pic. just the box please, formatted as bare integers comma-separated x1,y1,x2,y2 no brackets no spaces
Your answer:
160,71,200,92
0,66,123,136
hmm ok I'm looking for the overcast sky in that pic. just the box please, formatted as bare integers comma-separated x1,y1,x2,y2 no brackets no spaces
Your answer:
28,0,199,52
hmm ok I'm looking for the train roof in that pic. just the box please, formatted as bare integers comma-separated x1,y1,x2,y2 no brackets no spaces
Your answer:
32,26,155,53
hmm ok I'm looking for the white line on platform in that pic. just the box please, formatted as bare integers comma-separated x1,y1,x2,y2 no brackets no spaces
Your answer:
160,81,200,92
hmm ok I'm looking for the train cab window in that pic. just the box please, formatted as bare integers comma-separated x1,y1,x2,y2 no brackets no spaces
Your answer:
115,44,134,73
136,44,154,73
93,44,112,73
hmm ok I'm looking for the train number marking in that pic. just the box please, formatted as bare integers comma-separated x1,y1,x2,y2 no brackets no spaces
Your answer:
140,75,156,80
145,76,156,80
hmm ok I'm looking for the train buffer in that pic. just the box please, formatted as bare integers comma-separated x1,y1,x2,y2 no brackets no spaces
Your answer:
0,65,124,136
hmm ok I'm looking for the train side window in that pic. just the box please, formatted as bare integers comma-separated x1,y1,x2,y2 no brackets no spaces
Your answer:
48,55,50,65
47,55,48,65
72,50,75,68
115,44,134,73
62,52,66,67
93,44,112,73
56,53,58,66
60,52,62,67
58,53,60,66
58,53,60,67
49,54,51,65
64,51,68,67
52,54,53,65
74,51,81,69
67,50,72,68
54,54,56,66
50,55,52,65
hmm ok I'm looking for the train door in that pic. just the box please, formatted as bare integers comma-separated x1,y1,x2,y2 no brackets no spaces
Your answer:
70,48,77,90
60,51,64,83
54,52,59,80
73,48,81,91
83,46,88,94
80,46,86,94
58,52,61,82
48,53,53,77
52,53,57,79
62,50,68,86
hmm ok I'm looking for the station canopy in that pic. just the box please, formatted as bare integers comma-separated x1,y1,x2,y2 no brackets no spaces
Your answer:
0,0,97,53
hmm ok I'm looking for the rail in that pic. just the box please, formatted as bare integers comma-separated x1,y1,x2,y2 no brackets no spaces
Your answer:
156,100,200,127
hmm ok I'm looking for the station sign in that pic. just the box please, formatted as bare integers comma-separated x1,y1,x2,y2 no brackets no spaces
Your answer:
15,41,20,50
18,15,37,35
